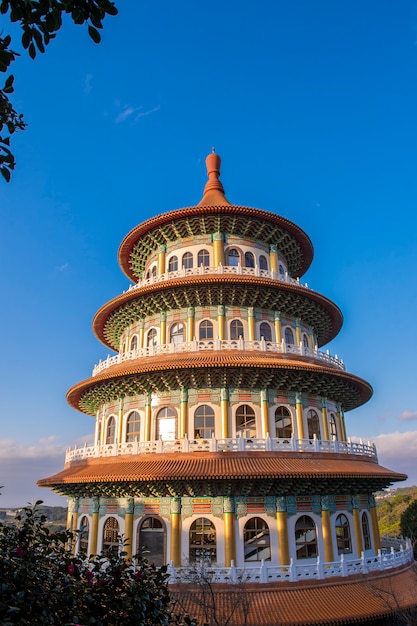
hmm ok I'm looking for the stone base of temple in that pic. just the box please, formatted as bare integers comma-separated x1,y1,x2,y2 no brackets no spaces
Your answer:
171,563,417,625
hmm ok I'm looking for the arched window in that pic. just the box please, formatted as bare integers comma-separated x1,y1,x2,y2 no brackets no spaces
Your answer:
279,264,286,276
197,249,210,267
295,515,317,559
260,322,272,341
199,320,213,340
78,515,89,554
302,333,309,350
182,252,193,269
236,405,256,438
147,328,157,347
259,255,268,270
189,518,216,563
329,413,337,440
307,409,321,439
284,327,294,345
151,266,157,277
275,406,292,438
361,513,372,550
170,323,184,344
230,319,244,340
130,335,138,352
244,251,255,268
168,256,178,272
194,405,215,439
335,514,352,554
103,517,119,554
106,416,115,444
156,407,176,440
146,270,151,280
126,410,141,442
137,517,166,566
97,420,102,445
227,248,240,266
244,517,271,561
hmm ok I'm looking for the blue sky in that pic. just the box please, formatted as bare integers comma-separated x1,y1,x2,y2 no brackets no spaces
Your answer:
2,1,417,507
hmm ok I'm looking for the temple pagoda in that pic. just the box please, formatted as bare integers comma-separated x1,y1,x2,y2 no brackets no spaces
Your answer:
39,152,417,625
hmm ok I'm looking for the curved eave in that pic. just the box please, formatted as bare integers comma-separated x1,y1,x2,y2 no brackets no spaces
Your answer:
37,452,406,498
92,275,343,350
67,352,373,415
118,205,314,281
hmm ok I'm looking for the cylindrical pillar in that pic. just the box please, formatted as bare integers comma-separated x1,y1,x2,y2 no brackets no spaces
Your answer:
158,246,166,275
321,499,334,564
145,392,152,441
321,399,329,441
187,307,195,342
295,319,301,346
90,498,100,555
261,389,269,436
180,388,188,438
160,311,167,345
248,307,255,340
139,320,145,349
217,305,225,340
124,498,135,560
369,497,381,551
295,392,304,439
274,311,282,343
223,497,236,566
276,497,290,566
170,498,181,566
352,500,363,558
221,388,230,438
213,232,225,266
269,244,278,274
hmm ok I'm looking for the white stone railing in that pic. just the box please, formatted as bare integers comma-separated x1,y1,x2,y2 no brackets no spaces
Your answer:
92,339,344,376
124,264,309,294
65,436,377,463
166,542,413,585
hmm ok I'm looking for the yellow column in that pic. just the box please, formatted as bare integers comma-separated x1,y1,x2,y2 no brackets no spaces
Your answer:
269,244,278,274
274,312,282,343
71,500,79,554
223,497,236,566
139,320,145,349
352,503,363,557
66,502,74,532
370,499,381,551
187,307,195,341
295,319,301,346
124,498,134,560
160,311,167,345
145,392,152,441
309,329,315,350
213,232,225,266
295,393,304,439
337,406,346,441
321,399,329,441
261,389,269,436
180,388,188,438
248,307,256,340
221,388,230,438
276,497,290,566
170,498,181,566
90,498,100,555
158,246,166,275
217,305,225,340
321,507,334,563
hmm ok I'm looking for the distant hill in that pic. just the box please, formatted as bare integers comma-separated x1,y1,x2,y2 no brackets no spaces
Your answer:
0,505,67,533
376,485,417,537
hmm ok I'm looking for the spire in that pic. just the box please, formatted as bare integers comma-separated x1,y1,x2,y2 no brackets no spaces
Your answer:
198,149,231,206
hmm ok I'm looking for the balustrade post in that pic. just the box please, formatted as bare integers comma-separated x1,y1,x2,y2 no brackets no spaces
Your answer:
210,434,218,452
313,434,319,452
317,556,324,579
230,560,236,583
265,433,272,451
361,551,367,574
260,559,267,583
289,558,296,582
238,436,245,451
182,435,189,453
157,438,163,453
341,553,347,577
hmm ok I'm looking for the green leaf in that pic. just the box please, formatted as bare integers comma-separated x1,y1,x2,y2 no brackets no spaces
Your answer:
88,25,101,44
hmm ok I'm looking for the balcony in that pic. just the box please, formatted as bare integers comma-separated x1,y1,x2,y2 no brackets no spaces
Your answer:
92,339,344,376
65,436,377,463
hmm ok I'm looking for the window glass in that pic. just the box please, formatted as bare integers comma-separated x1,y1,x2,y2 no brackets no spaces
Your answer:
329,413,337,439
302,333,309,349
126,410,141,442
103,517,119,554
156,407,176,440
147,328,157,347
106,417,115,444
230,319,244,340
307,409,321,439
279,264,286,276
275,406,292,438
335,514,352,554
194,405,215,439
244,251,255,268
362,513,372,550
138,517,165,566
151,266,157,277
130,335,138,352
244,517,271,561
260,322,272,341
199,320,214,340
236,405,256,437
79,516,89,554
259,255,268,270
295,515,317,559
285,327,294,345
197,249,210,267
189,518,216,563
227,248,240,266
182,252,193,269
170,323,184,344
168,256,178,272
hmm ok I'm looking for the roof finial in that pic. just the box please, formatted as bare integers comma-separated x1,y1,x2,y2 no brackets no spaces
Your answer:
212,146,215,153
197,150,231,206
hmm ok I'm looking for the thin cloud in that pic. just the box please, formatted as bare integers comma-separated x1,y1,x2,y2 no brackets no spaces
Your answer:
373,430,417,485
55,263,68,272
398,410,417,421
114,103,160,124
135,105,160,121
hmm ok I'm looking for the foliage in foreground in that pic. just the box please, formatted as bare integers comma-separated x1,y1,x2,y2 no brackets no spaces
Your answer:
377,487,417,537
0,501,196,625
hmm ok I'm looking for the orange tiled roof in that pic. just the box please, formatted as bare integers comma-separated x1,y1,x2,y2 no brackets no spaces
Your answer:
171,565,417,625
